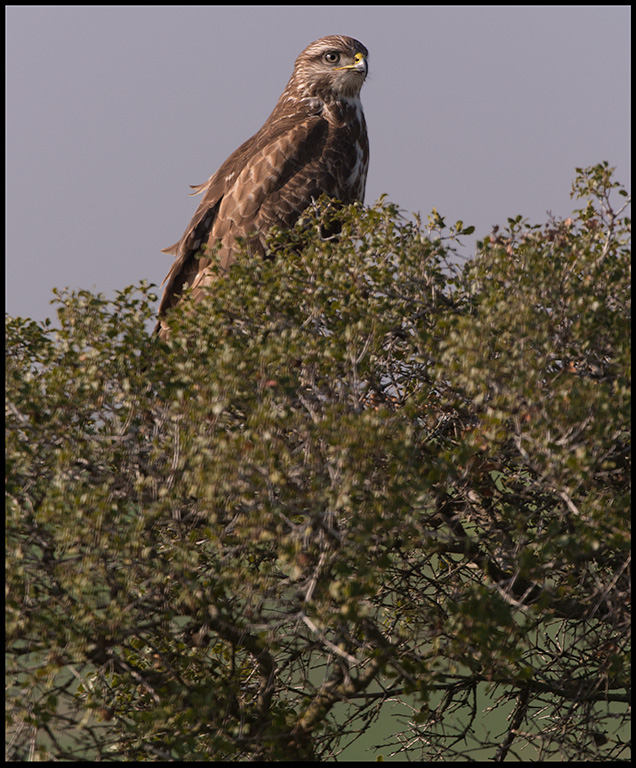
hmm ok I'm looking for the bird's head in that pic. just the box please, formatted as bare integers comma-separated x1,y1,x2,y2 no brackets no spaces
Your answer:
286,35,369,104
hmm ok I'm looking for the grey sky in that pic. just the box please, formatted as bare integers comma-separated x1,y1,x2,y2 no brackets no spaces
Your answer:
6,5,630,324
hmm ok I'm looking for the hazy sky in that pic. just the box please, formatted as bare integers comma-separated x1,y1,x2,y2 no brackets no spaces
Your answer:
6,5,631,324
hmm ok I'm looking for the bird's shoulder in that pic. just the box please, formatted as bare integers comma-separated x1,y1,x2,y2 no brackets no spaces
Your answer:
197,107,329,204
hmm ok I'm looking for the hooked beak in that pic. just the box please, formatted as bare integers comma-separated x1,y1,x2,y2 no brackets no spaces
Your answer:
334,51,368,76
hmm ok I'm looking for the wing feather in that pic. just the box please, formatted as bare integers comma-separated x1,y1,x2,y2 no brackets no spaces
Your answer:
156,115,328,322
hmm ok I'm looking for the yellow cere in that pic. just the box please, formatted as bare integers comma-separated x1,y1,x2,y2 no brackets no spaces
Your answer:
335,52,366,71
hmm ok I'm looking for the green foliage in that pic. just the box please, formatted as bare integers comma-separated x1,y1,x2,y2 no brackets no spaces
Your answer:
6,166,630,761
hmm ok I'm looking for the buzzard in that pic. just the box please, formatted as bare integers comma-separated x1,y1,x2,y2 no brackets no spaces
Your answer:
155,35,369,338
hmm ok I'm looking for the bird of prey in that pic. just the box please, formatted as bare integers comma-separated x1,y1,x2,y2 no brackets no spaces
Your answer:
155,34,369,338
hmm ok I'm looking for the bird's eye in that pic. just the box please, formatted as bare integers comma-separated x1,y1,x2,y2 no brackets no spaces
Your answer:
324,52,340,64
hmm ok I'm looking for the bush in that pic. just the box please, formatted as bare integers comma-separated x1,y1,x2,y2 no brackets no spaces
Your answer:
6,165,630,760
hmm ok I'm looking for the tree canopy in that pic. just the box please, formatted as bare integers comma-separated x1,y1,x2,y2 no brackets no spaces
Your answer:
6,164,630,761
